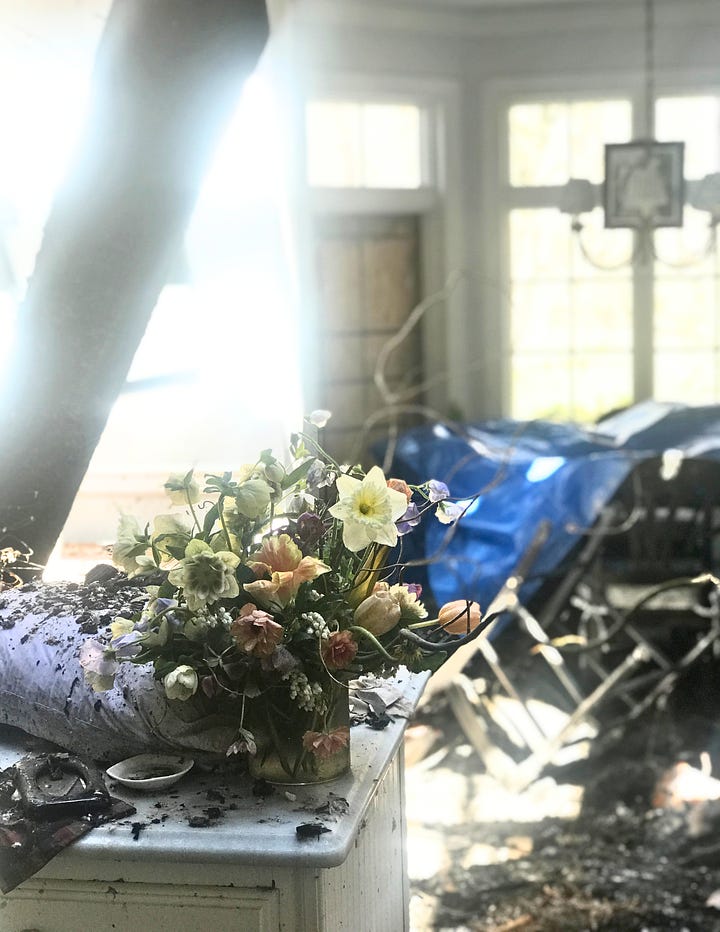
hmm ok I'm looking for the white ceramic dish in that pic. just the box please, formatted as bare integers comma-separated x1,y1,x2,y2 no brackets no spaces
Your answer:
106,753,194,791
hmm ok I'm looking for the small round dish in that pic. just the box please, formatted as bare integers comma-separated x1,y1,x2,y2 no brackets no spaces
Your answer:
106,754,194,791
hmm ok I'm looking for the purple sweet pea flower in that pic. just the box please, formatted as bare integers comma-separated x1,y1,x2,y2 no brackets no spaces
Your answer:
436,501,464,525
79,639,118,676
428,480,450,503
397,502,422,536
110,631,143,659
306,460,337,496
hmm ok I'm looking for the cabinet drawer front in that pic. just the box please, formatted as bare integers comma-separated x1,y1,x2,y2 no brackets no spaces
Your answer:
1,879,279,932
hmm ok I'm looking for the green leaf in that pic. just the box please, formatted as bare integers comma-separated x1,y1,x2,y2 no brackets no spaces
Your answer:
282,459,313,490
153,659,178,679
202,503,219,538
415,651,447,673
235,563,257,585
157,580,175,599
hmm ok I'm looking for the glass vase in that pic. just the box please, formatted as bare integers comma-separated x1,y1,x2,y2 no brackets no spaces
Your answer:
246,684,351,785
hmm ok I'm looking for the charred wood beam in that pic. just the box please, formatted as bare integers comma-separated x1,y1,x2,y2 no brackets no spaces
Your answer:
0,0,269,564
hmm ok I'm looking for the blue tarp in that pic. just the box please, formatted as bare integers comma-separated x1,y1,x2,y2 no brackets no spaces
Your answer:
385,402,720,613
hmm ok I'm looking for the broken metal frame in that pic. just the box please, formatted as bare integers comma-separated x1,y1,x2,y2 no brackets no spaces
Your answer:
444,500,720,792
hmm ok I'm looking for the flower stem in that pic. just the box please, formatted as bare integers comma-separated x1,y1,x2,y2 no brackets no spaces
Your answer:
217,495,235,553
186,490,202,535
348,625,397,662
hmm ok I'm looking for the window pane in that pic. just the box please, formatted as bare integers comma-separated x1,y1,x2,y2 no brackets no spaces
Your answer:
511,282,571,351
509,100,630,187
656,96,720,180
571,353,632,421
655,351,716,402
509,103,568,186
654,277,716,349
569,101,632,183
363,105,422,188
653,205,717,276
571,281,633,351
510,209,570,280
511,353,572,420
306,101,422,188
571,208,634,278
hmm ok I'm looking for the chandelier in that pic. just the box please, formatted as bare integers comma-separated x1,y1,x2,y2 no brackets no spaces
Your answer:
558,0,720,269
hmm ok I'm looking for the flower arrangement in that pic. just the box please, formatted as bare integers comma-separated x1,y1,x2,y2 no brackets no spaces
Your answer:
80,424,488,783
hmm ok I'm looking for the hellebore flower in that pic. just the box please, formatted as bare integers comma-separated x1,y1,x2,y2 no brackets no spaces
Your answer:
302,726,350,760
164,471,203,506
230,603,283,658
438,599,483,634
112,515,154,577
353,587,402,637
322,630,358,670
168,540,240,611
329,466,408,552
163,664,199,701
79,640,118,692
151,513,192,562
428,480,450,503
233,478,273,520
245,534,330,608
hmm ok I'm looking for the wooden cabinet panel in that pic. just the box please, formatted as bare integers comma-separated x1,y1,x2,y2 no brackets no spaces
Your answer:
1,880,280,932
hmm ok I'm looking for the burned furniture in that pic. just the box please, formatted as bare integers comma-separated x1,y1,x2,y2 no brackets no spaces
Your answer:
388,402,720,788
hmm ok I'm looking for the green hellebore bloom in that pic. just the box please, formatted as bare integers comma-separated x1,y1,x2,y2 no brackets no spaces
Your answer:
112,515,155,577
233,478,273,520
152,513,193,561
163,664,198,701
168,540,241,612
164,471,203,506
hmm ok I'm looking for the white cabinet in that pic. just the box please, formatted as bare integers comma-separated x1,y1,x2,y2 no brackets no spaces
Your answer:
0,673,425,932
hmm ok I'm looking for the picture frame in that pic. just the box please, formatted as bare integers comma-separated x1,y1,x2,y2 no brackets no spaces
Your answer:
604,140,685,228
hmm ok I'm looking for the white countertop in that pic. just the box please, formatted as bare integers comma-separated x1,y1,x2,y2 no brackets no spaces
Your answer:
0,670,428,870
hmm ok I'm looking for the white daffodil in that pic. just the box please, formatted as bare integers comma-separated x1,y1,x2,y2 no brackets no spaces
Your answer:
329,466,408,552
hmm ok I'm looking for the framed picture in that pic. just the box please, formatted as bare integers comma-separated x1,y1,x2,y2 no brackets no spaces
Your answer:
604,140,685,228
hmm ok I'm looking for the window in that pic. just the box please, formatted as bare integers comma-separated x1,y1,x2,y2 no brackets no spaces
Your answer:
653,96,720,403
508,99,633,421
306,101,424,188
506,93,720,422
